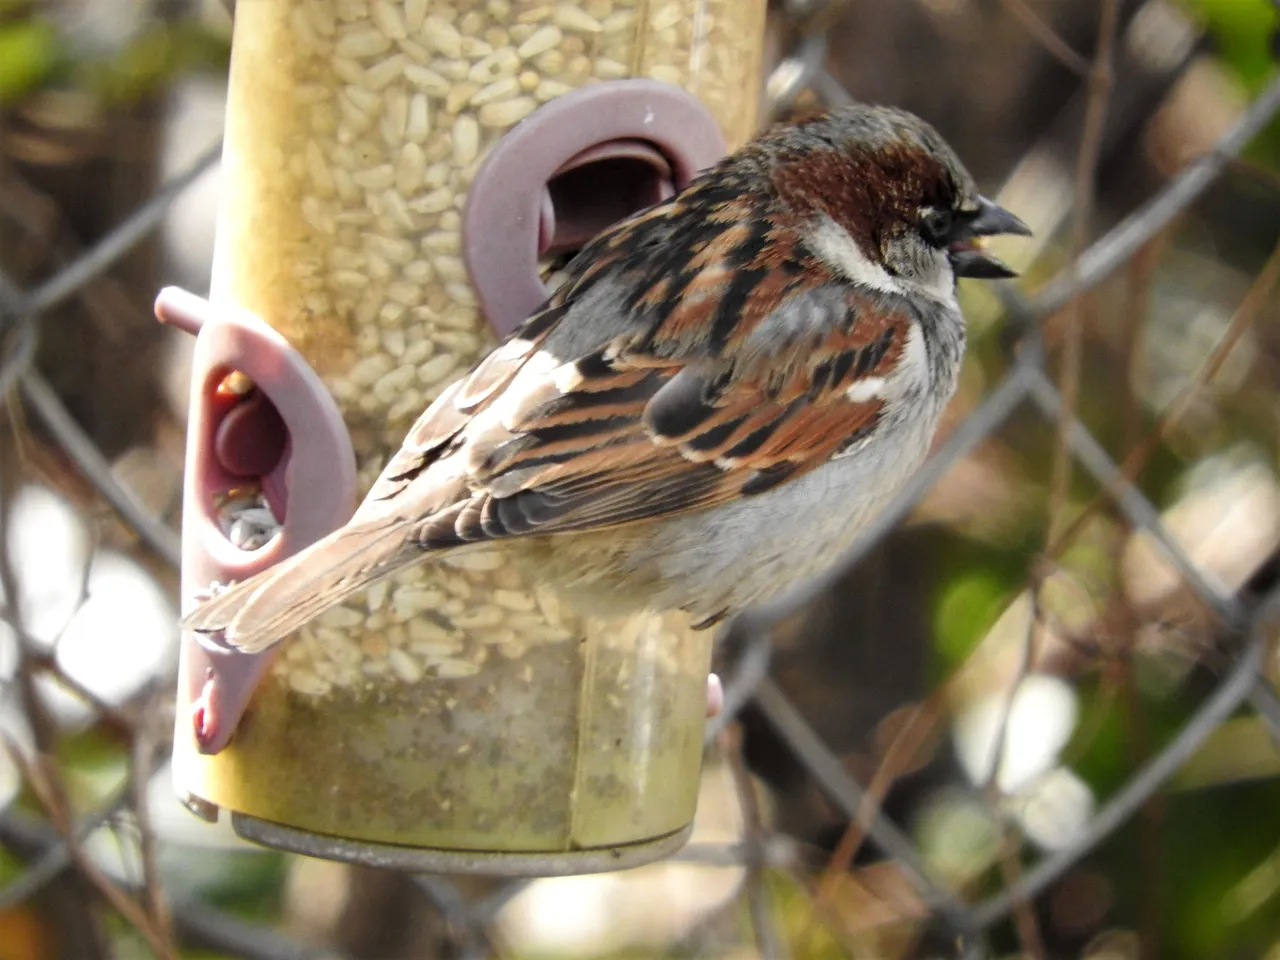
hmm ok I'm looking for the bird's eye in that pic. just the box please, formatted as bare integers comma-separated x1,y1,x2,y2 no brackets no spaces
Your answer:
920,209,953,246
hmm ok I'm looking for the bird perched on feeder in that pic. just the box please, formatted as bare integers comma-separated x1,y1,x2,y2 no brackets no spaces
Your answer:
184,102,1031,654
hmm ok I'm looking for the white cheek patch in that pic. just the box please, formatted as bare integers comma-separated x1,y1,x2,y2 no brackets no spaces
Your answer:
810,214,958,309
917,249,959,306
808,216,903,296
844,376,887,403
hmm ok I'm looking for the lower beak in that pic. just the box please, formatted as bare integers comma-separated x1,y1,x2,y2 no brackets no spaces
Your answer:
949,196,1032,280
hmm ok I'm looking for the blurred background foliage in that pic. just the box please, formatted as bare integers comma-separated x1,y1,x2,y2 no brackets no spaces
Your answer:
0,0,229,106
1,0,1279,958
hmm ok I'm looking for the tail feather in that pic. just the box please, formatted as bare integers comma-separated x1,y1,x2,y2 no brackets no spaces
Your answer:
182,522,422,654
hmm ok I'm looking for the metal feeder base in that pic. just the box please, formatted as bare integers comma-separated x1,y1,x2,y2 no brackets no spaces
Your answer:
231,812,695,876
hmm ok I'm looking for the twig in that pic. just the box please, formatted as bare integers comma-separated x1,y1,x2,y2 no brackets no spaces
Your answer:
17,648,140,732
998,0,1091,76
0,773,139,910
2,803,341,959
0,517,140,720
20,141,222,319
812,696,942,908
981,589,1044,796
1119,619,1164,960
1029,72,1280,318
3,740,176,958
1047,0,1120,544
724,724,790,960
969,592,1276,929
1118,232,1169,481
790,689,949,959
998,832,1046,960
131,723,176,950
1026,367,1245,628
0,471,115,955
19,371,182,567
752,680,972,930
1043,236,1280,561
979,590,1048,957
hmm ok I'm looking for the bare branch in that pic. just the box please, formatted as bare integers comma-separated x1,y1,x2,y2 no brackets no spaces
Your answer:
1029,73,1280,319
725,724,791,960
1044,236,1280,561
131,725,176,949
998,0,1092,76
19,372,181,567
1047,0,1120,544
752,680,973,930
21,142,222,319
1026,366,1245,627
969,594,1276,929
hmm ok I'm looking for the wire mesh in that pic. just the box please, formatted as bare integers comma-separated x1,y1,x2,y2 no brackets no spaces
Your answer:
1,1,1279,957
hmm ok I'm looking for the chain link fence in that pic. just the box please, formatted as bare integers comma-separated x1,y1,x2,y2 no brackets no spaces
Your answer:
2,0,1280,957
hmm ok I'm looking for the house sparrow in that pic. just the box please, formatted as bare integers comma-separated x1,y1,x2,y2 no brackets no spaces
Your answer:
184,103,1030,654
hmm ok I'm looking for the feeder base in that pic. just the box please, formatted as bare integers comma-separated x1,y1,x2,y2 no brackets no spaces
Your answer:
230,812,695,876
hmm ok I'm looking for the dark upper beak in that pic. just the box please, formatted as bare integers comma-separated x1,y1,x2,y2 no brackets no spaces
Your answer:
948,196,1033,280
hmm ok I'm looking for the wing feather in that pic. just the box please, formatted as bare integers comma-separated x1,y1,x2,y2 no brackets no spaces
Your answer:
361,195,917,545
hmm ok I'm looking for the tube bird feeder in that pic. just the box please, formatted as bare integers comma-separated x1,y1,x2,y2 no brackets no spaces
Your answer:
169,0,769,874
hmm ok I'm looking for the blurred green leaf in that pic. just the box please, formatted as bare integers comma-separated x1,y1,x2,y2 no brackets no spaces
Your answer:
0,17,59,103
55,727,130,809
1179,0,1280,165
1163,781,1280,959
1182,0,1279,86
0,843,22,885
1066,676,1130,795
1175,716,1280,789
932,570,1015,670
760,868,857,960
0,8,230,107
78,20,230,105
196,851,288,921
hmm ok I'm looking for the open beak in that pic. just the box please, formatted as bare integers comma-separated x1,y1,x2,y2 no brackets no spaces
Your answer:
948,196,1033,280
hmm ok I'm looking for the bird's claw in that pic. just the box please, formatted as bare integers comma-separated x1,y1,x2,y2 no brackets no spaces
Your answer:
186,580,241,654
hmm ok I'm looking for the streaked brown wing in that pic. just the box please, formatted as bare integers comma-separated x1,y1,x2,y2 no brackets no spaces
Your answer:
421,284,911,544
350,298,574,520
352,174,915,547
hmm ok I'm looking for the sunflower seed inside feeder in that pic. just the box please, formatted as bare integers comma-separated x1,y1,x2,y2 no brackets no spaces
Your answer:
217,493,282,550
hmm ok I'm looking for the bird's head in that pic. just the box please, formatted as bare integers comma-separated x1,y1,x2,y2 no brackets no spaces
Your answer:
768,104,1032,300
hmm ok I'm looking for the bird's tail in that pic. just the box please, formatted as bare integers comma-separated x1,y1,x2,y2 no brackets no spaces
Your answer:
181,521,424,654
